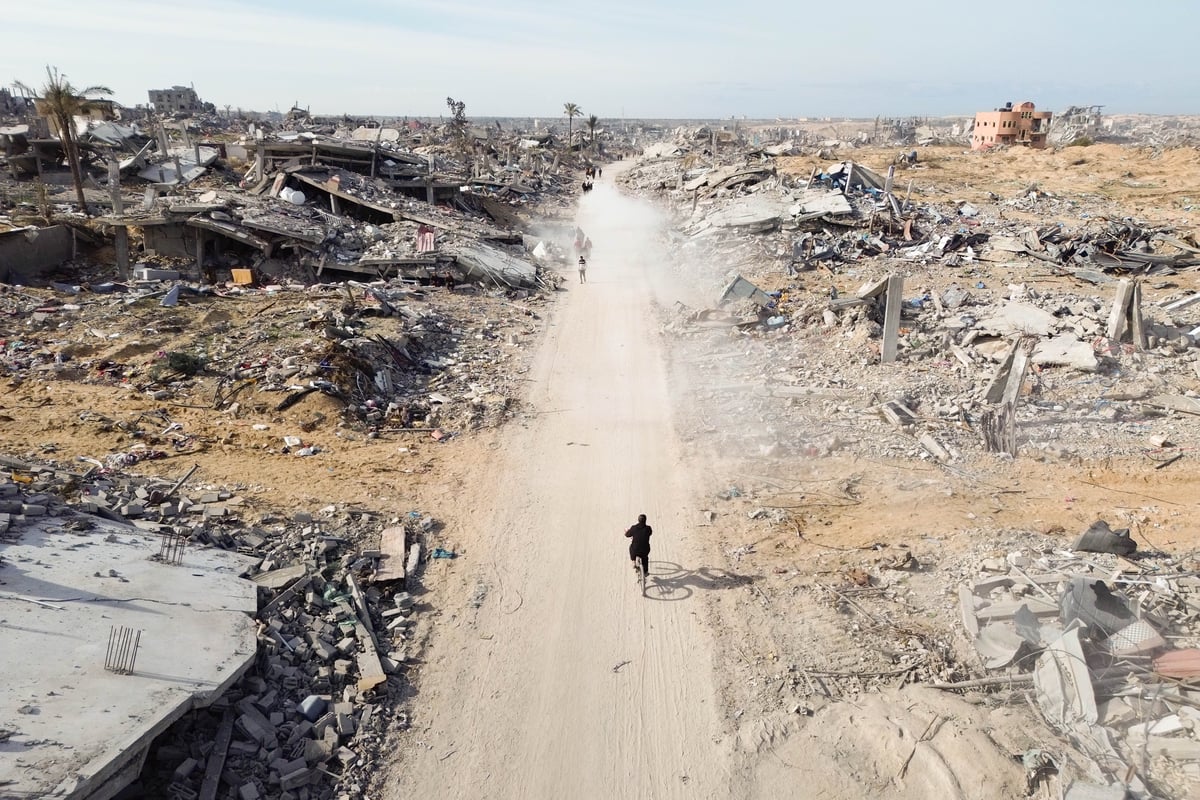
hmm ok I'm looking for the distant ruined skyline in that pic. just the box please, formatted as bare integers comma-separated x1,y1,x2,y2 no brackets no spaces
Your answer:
5,0,1198,120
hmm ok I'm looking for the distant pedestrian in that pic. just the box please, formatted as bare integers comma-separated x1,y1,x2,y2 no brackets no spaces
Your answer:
582,237,592,258
578,256,587,284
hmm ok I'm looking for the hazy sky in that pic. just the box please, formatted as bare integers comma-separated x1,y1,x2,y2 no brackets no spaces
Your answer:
5,0,1197,120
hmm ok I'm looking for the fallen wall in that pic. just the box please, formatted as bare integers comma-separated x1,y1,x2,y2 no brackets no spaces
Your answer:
0,225,74,282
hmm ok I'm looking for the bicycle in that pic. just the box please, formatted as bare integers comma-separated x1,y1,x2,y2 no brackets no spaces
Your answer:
633,554,648,596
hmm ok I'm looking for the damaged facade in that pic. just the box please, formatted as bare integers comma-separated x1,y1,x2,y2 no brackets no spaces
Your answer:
149,85,204,115
972,101,1052,149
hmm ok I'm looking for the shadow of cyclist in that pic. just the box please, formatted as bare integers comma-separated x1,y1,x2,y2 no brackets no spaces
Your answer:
641,560,756,602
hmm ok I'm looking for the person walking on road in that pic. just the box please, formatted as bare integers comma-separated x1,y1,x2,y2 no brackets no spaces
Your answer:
578,256,588,284
625,514,652,581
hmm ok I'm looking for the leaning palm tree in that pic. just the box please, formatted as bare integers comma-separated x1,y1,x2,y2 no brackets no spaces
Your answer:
563,102,581,150
585,114,599,153
15,66,113,215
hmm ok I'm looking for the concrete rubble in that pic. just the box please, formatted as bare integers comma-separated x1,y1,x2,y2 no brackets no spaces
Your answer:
1,96,616,799
614,125,1200,799
621,134,1200,468
0,449,451,799
956,526,1200,797
6,90,1200,799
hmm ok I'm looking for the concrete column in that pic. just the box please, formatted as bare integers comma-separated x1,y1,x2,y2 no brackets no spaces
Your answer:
881,274,903,364
115,228,129,280
106,161,127,278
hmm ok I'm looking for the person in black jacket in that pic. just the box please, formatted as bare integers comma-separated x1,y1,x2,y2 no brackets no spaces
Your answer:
625,514,652,581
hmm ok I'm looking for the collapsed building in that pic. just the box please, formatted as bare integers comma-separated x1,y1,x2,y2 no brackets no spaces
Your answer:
617,128,1200,798
0,87,625,800
6,84,1200,798
149,86,204,116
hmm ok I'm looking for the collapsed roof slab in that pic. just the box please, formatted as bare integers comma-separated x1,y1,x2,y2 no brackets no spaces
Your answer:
291,172,401,223
0,519,258,800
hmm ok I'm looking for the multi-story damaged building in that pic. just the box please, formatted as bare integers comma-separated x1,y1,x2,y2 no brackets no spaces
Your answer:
971,101,1052,149
148,85,202,115
0,87,31,115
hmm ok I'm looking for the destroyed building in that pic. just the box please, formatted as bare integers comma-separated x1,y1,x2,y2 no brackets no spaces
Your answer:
6,86,1200,799
149,85,203,115
972,100,1052,149
1052,104,1109,143
1,87,32,115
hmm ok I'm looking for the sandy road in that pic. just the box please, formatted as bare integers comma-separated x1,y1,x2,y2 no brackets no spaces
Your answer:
382,179,731,798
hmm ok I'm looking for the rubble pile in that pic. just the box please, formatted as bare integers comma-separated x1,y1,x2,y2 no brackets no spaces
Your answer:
0,92,605,799
1,94,607,294
0,450,452,799
622,131,1200,798
1,278,542,435
956,522,1200,796
626,140,1200,466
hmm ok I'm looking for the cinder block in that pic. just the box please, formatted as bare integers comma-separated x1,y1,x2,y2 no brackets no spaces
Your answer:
279,766,312,791
136,267,180,281
173,757,199,781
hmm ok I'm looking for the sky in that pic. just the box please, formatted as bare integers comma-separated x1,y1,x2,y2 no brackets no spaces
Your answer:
4,0,1198,121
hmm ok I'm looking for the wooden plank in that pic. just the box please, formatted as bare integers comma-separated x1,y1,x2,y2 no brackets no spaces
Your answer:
354,617,388,693
198,708,234,800
881,274,903,363
346,573,376,639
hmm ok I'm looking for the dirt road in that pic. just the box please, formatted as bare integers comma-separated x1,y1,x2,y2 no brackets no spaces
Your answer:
383,180,732,798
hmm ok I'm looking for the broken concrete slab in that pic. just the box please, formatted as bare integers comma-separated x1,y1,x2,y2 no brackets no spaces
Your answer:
374,525,407,584
1032,334,1099,372
706,195,791,232
719,274,775,309
0,518,258,800
976,302,1057,337
450,242,537,288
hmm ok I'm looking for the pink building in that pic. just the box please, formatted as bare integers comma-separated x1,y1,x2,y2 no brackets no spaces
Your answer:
971,101,1052,150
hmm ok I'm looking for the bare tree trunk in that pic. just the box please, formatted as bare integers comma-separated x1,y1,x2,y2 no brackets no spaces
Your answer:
59,114,88,214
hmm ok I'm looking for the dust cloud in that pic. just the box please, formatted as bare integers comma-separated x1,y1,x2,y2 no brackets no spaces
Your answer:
573,174,710,309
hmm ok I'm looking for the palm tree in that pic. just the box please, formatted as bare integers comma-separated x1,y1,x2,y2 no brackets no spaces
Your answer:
585,114,599,153
563,102,581,150
15,66,112,215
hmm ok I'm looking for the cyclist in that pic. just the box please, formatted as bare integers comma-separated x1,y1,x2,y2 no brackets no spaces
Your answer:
625,514,652,582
